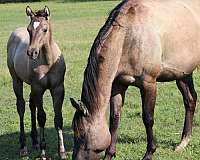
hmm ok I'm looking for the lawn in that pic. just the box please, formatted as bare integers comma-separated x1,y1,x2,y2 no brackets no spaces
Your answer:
0,1,200,160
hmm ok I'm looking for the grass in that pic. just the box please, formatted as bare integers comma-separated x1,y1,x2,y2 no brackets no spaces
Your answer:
0,1,200,160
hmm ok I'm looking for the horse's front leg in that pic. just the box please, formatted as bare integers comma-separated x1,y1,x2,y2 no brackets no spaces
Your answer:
13,78,27,157
175,74,197,151
104,83,127,160
50,83,66,160
140,81,157,160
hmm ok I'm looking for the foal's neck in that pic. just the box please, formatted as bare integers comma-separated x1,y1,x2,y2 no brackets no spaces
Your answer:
34,38,61,79
44,39,61,67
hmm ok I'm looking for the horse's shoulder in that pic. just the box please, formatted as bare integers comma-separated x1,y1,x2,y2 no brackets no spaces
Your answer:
11,27,29,42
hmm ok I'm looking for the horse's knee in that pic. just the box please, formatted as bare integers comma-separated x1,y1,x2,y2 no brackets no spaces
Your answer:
142,113,154,127
54,114,63,129
37,110,46,127
16,98,25,115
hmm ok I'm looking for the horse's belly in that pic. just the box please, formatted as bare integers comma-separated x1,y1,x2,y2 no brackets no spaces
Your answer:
157,60,198,82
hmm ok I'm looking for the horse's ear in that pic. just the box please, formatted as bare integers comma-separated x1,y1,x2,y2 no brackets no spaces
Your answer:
70,98,89,116
44,6,50,19
26,6,34,18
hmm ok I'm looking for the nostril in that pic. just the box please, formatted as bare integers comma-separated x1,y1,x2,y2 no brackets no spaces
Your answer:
33,51,37,56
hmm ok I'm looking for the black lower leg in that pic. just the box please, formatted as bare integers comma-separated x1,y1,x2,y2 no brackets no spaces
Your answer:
50,84,66,159
29,93,38,147
17,98,26,149
37,108,46,151
13,78,26,151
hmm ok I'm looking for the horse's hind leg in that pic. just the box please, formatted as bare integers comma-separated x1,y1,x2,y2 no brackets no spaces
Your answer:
175,74,197,151
50,83,66,160
12,75,27,156
29,92,39,150
104,82,127,160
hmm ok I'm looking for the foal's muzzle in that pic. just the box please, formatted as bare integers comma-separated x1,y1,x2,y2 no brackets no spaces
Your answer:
27,48,40,60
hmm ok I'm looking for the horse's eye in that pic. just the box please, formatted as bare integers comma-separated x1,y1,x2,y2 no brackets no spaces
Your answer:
43,29,47,33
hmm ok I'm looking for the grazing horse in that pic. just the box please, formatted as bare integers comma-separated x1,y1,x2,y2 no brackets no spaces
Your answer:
70,0,200,159
7,6,66,159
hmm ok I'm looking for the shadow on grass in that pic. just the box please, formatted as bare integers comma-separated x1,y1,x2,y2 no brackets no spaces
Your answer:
118,134,146,144
158,139,177,150
0,125,73,160
118,133,177,151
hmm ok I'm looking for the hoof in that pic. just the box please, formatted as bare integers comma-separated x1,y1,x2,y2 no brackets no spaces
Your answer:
59,152,66,160
35,150,51,160
32,143,40,150
175,144,186,152
142,156,152,160
175,137,190,152
104,155,112,160
142,152,152,160
20,146,28,157
104,153,116,160
35,157,51,160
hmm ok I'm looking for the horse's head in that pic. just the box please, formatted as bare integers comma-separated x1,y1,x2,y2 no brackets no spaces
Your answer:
70,98,110,160
26,6,51,59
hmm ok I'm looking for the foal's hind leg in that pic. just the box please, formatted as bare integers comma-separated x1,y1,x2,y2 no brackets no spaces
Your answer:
50,83,66,160
175,74,197,151
29,92,39,150
12,76,27,156
104,83,127,160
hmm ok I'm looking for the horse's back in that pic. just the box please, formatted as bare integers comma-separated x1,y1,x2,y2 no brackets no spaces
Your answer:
141,0,200,80
7,27,31,83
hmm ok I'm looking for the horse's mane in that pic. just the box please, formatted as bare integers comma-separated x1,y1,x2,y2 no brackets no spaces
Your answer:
80,0,140,115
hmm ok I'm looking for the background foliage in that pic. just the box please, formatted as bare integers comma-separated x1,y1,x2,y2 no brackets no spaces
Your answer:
0,1,200,160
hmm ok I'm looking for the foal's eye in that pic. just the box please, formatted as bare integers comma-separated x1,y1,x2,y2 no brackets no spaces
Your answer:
43,29,48,33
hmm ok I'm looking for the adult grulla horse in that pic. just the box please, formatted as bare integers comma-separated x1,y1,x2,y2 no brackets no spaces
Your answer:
7,6,66,159
70,0,200,159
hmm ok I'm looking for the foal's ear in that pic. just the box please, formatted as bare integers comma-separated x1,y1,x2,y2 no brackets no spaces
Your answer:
70,98,89,116
44,6,50,19
26,6,34,18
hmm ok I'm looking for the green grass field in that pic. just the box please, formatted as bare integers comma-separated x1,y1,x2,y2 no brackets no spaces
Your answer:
0,1,200,160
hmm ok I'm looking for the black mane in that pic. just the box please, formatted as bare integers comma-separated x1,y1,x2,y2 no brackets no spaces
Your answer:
81,0,129,115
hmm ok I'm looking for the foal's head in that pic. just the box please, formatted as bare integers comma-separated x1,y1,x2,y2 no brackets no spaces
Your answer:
26,6,51,59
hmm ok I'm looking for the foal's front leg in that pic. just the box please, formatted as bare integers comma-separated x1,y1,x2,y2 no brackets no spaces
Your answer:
104,83,127,160
29,92,39,150
140,81,157,160
13,78,27,156
50,83,66,160
31,85,47,158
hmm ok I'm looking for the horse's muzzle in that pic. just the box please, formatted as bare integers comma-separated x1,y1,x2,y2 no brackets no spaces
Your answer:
27,48,40,60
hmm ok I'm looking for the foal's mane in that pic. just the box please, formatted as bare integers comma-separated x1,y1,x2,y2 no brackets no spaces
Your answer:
81,0,140,115
35,9,48,18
